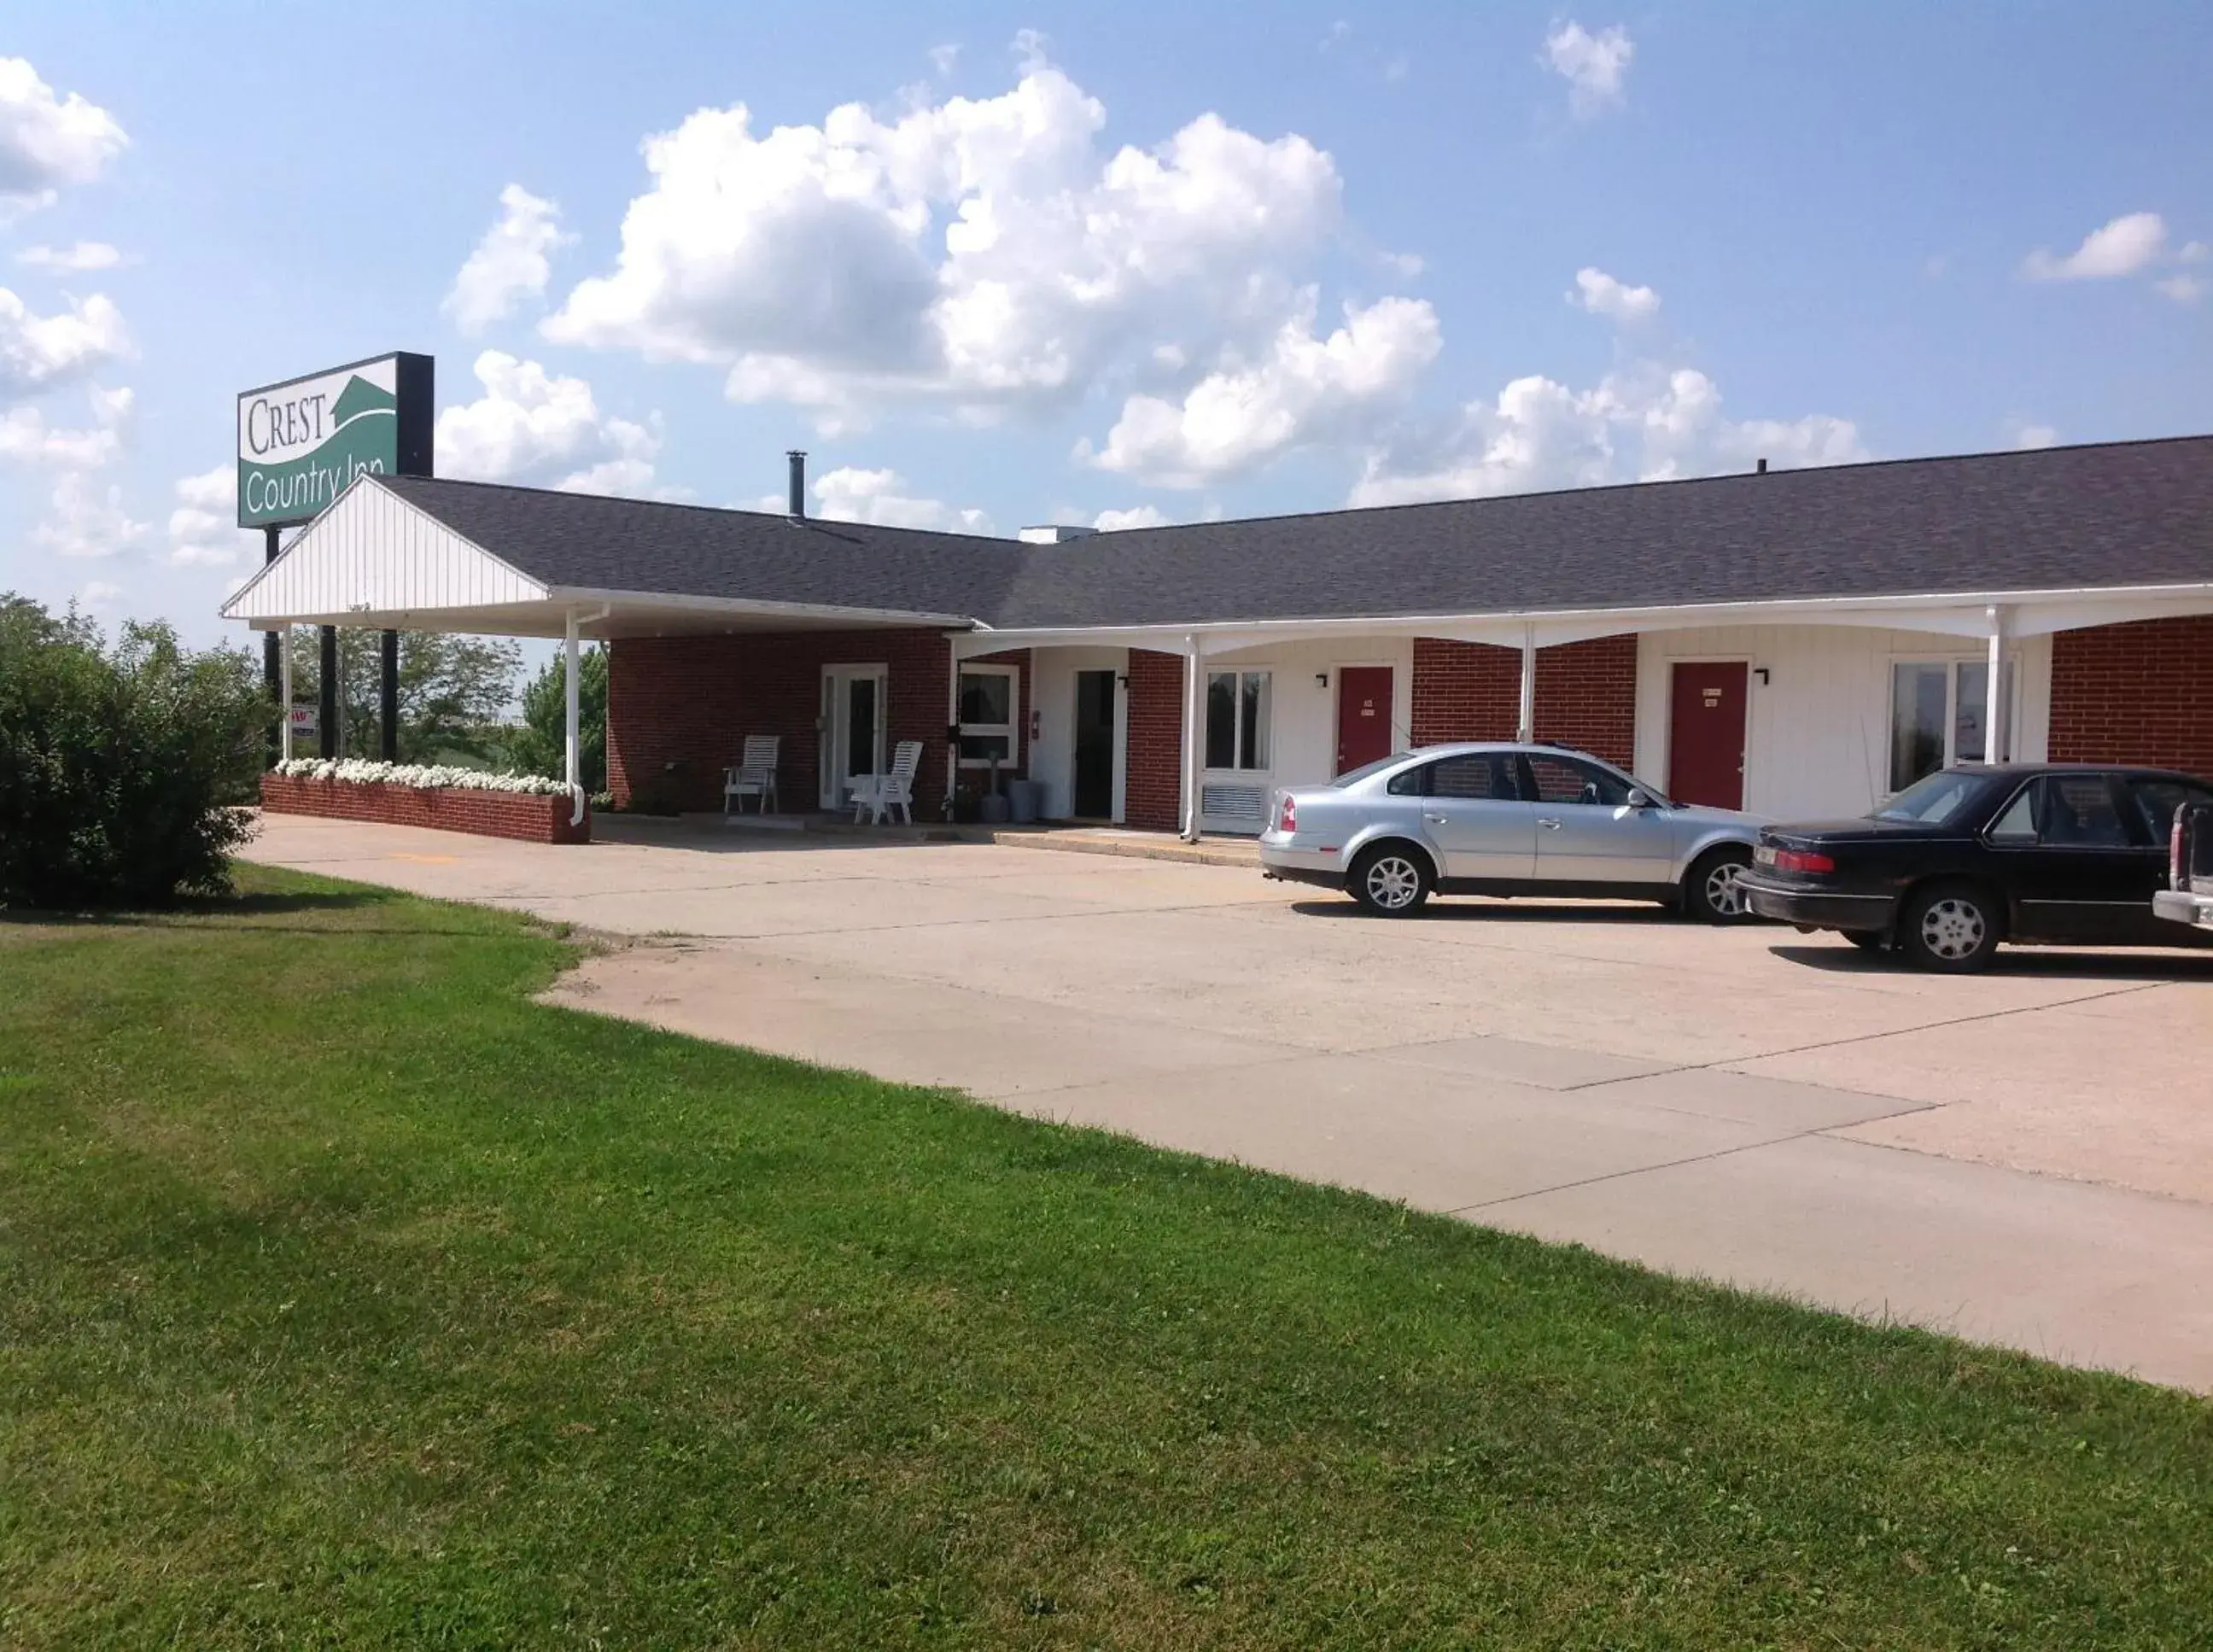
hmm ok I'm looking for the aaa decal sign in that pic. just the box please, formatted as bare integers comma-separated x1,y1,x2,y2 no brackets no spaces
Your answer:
236,353,433,528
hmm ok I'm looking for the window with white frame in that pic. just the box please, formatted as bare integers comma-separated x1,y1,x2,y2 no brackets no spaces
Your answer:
1205,670,1272,771
957,665,1017,767
1889,658,2017,791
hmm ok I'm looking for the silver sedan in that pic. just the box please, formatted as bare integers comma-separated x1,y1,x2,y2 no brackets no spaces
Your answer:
1258,743,1763,920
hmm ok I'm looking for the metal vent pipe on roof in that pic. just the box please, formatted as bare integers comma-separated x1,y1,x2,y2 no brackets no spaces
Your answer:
1756,458,1768,475
787,450,807,520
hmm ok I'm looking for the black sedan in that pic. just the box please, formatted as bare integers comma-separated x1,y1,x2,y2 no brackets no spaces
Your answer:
1739,763,2213,971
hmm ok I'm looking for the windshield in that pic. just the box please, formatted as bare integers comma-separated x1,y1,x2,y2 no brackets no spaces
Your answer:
1874,768,1988,825
1332,752,1416,788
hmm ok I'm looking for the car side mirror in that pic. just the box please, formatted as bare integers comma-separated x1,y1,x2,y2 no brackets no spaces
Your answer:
1626,786,1655,809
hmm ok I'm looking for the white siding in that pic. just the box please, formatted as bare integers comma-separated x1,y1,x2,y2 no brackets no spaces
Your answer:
225,481,545,622
1028,646,1130,821
1632,625,2053,820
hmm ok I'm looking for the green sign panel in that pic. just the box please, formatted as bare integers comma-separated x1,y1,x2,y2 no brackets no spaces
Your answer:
236,352,433,528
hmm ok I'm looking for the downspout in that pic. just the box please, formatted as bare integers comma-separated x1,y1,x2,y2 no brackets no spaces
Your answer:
1986,604,2011,762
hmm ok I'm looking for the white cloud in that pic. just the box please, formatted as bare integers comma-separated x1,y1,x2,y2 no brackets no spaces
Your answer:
2022,211,2167,281
1568,266,1659,323
1542,22,1633,118
787,466,991,532
0,382,131,467
443,184,572,335
1092,504,1170,531
34,469,146,558
2156,272,2206,305
1351,357,1864,508
542,57,1352,431
1377,248,1425,277
928,43,961,77
2010,421,2060,450
0,57,126,217
434,350,661,494
1078,293,1440,487
76,578,125,607
0,288,131,394
15,239,126,273
165,464,260,566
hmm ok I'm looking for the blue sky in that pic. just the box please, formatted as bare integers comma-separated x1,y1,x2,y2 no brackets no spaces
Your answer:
4,1,2209,646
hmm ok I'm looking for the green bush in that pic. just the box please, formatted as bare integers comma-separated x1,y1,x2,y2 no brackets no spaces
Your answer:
0,595,266,909
502,645,607,793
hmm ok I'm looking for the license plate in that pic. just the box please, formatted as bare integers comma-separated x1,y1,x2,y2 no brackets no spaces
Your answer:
1754,844,1778,867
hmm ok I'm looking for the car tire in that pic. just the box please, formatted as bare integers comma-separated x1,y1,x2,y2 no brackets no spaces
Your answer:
1349,844,1433,917
1681,845,1756,924
1844,930,1892,954
1899,881,2004,972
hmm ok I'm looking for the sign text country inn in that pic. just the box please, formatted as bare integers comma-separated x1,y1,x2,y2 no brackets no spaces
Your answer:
236,353,434,529
224,436,2213,841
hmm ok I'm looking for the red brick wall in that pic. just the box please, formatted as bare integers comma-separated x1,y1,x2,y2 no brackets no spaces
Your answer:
1410,634,1638,768
2049,616,2213,779
607,628,960,815
1124,648,1186,832
261,775,589,844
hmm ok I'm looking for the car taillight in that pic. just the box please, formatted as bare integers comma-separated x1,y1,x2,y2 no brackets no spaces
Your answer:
1772,848,1836,874
1279,795,1297,832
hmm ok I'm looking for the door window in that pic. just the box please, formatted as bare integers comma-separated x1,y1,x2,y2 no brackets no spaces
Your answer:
1205,670,1271,771
1523,753,1631,808
1989,774,2134,848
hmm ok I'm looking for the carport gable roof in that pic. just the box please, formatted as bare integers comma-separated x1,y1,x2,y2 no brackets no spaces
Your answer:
251,434,2213,633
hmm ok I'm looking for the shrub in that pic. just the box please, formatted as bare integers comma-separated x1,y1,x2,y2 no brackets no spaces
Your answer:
0,595,266,909
272,757,569,796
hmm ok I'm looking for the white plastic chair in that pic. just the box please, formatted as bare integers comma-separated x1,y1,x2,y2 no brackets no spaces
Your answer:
854,740,923,826
723,735,780,816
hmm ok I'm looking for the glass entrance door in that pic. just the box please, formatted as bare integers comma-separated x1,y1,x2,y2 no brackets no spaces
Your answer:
819,666,887,808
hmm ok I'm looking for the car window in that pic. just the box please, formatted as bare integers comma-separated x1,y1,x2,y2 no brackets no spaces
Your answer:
1990,773,2134,849
1873,769,1986,825
1335,753,1414,788
2125,778,2213,839
1524,753,1629,807
1392,753,1521,800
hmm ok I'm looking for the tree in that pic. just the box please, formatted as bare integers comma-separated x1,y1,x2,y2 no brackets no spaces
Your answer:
285,628,523,766
503,645,607,792
0,594,264,908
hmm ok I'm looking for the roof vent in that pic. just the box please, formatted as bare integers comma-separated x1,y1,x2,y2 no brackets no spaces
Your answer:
1756,458,1768,475
787,450,807,521
1017,524,1098,545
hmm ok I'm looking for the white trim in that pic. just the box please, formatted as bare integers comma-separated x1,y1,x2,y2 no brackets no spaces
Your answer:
819,663,890,809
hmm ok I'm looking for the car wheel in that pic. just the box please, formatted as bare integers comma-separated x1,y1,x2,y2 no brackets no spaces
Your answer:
1900,881,2003,972
1844,931,1892,954
1350,844,1433,917
1682,846,1755,924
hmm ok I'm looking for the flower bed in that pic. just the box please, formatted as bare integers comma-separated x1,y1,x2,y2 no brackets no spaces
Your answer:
261,762,589,845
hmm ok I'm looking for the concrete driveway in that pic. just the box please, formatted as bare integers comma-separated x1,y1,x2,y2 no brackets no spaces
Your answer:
243,812,2213,1389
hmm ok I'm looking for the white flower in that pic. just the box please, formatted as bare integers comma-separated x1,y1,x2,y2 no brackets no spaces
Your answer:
272,756,569,795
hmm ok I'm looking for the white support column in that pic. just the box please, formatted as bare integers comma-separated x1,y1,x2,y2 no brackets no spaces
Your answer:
946,646,961,820
564,607,584,826
1516,624,1537,744
1181,633,1206,841
278,627,294,762
1987,604,2010,763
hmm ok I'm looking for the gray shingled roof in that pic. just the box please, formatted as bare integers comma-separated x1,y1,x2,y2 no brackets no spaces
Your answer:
382,434,2213,632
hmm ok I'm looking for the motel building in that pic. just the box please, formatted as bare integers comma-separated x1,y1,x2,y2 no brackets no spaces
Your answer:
224,436,2213,843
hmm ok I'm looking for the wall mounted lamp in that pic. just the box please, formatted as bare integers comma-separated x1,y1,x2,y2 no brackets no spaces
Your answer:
1754,668,1772,686
1315,671,1329,688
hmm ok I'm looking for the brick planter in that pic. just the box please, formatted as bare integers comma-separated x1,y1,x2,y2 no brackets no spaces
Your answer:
260,774,590,844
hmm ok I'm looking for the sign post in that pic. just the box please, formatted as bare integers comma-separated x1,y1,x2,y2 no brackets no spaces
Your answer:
236,353,432,763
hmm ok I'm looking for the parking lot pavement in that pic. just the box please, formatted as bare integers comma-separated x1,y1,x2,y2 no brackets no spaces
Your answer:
245,813,2213,1388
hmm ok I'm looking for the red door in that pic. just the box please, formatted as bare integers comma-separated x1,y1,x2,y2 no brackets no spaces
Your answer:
1335,667,1394,775
1668,662,1749,809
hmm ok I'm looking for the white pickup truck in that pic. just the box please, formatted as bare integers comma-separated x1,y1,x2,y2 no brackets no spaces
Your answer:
2153,801,2213,929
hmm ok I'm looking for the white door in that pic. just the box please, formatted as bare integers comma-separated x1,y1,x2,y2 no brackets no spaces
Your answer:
818,666,887,808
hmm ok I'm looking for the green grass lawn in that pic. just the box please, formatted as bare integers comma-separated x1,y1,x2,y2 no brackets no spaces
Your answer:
3,867,2209,1649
